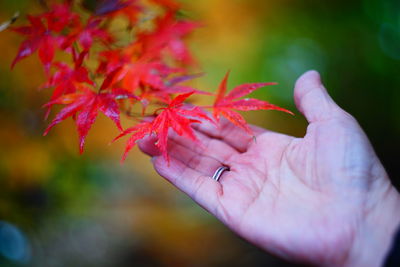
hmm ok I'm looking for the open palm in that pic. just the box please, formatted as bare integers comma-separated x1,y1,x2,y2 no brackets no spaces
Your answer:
138,71,400,266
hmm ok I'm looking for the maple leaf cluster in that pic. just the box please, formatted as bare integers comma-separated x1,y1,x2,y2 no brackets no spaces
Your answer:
10,0,293,162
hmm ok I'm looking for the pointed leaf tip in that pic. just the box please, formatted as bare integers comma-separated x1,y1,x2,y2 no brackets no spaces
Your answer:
79,137,86,154
215,70,230,104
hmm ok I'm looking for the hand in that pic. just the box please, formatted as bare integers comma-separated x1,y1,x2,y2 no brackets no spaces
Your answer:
138,71,400,267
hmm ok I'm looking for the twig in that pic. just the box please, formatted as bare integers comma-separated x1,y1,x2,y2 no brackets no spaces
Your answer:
0,12,20,33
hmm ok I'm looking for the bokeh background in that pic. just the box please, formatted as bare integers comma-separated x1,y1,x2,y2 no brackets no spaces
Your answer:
1,0,399,266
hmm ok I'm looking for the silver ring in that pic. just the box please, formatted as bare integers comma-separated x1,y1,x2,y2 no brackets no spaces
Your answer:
212,166,229,182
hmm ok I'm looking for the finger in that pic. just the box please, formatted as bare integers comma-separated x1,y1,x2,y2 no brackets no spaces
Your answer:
167,139,228,177
152,155,222,213
138,129,239,164
294,70,343,123
138,129,236,178
169,130,238,163
137,134,161,157
192,117,266,152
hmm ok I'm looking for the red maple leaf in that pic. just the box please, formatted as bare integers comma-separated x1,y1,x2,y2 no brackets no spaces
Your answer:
114,92,212,162
42,51,94,119
43,79,137,153
111,50,183,94
62,17,113,51
212,71,293,134
136,74,211,106
10,15,63,73
120,61,170,92
42,3,80,32
137,12,198,65
96,53,174,112
96,48,130,75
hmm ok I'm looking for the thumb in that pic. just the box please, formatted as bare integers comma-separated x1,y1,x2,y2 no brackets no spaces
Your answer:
294,70,343,123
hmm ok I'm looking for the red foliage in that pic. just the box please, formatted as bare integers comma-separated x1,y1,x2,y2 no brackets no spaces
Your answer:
9,0,292,162
213,71,294,134
61,18,113,51
42,51,94,118
114,92,212,162
11,15,58,73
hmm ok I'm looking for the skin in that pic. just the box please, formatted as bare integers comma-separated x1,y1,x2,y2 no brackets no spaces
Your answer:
138,71,400,267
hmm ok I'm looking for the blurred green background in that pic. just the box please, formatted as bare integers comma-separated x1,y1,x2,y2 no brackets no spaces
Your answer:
0,0,399,266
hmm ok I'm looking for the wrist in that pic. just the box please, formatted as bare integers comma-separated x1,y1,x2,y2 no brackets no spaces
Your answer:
346,184,400,267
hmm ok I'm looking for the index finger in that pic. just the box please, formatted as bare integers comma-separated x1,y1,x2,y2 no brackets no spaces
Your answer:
192,117,266,152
